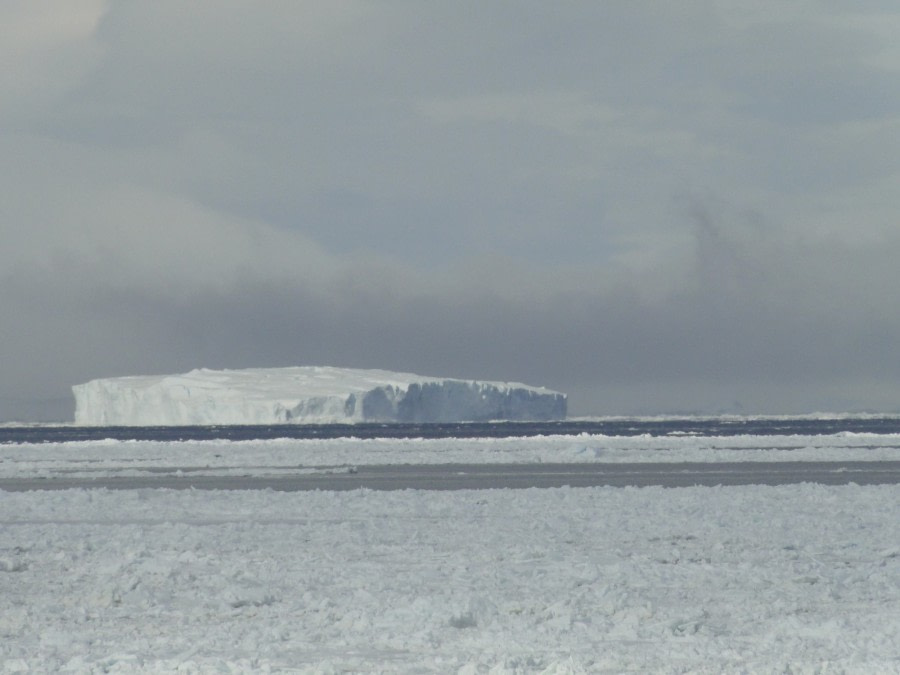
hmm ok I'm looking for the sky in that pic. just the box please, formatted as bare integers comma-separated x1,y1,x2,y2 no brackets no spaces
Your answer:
3,1,900,421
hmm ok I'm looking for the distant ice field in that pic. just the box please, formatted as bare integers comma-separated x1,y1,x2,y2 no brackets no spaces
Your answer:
5,416,900,483
3,433,900,480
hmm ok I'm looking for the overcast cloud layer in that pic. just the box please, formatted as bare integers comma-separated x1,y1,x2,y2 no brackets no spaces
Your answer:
3,1,900,420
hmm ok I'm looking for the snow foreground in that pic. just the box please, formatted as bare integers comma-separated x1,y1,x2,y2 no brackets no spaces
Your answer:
72,367,567,426
1,485,898,672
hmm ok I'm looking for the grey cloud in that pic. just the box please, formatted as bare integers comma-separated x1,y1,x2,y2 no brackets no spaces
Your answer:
7,205,900,421
3,3,900,420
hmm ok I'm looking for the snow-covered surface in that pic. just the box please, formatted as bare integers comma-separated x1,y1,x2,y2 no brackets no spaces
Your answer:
3,432,900,671
72,367,567,425
1,484,899,672
3,432,900,480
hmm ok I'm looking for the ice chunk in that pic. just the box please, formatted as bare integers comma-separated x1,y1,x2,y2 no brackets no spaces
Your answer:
72,366,567,425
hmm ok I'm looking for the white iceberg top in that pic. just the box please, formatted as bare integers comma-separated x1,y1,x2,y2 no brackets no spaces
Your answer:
72,366,567,425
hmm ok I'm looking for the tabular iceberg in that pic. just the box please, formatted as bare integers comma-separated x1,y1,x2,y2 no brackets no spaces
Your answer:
72,367,567,426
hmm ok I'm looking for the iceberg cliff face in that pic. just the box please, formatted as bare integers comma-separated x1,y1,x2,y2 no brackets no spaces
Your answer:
72,367,567,425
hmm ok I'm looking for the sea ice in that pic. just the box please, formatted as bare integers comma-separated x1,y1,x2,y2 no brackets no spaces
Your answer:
71,366,567,426
5,432,900,481
1,484,898,671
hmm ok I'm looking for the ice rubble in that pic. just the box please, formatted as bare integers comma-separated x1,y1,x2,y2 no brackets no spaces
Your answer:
72,366,567,425
2,485,899,671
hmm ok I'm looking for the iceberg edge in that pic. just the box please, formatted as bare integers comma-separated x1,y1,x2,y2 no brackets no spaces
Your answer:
72,366,567,426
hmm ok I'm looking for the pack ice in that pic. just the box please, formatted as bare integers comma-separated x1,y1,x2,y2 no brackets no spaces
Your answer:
72,367,567,425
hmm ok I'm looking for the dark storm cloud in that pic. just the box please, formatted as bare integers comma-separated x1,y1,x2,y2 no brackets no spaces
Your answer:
3,2,900,419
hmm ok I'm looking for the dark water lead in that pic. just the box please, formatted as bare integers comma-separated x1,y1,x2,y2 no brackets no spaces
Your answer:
4,461,900,491
5,416,900,444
